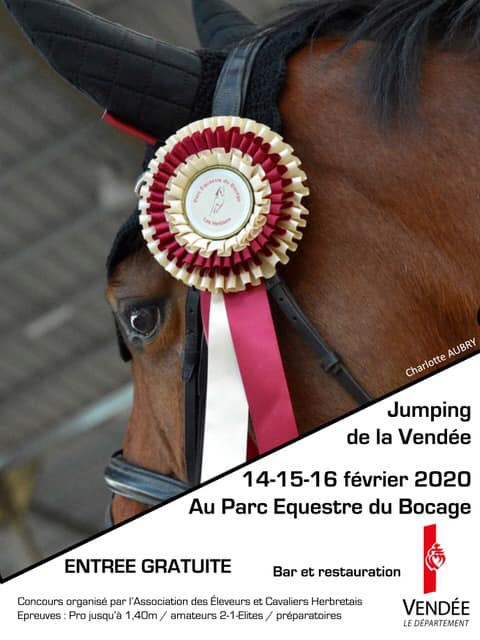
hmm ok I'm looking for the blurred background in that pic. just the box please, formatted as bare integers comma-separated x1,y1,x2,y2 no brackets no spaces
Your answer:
0,0,287,578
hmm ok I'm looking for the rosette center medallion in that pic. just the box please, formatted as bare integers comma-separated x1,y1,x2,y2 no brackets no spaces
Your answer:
183,166,254,240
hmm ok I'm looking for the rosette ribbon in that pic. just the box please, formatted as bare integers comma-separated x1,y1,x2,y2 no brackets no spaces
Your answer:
138,116,309,480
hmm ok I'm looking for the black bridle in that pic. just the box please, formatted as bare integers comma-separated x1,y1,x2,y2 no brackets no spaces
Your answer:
104,36,371,524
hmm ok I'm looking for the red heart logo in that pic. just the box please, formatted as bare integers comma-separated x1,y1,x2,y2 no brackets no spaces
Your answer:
430,553,445,570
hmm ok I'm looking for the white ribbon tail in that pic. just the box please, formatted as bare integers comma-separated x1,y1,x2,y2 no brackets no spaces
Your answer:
201,292,249,482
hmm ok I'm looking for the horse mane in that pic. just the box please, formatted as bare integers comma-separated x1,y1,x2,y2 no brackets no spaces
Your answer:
262,0,480,124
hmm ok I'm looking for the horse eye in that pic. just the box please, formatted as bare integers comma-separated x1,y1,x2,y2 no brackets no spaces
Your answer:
129,307,160,337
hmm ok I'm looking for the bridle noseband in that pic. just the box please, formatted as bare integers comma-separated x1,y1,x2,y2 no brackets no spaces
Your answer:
104,36,371,525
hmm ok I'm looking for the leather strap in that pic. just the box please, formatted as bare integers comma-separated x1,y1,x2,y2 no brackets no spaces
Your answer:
104,451,189,507
104,502,114,528
212,36,269,116
183,288,207,485
266,275,371,405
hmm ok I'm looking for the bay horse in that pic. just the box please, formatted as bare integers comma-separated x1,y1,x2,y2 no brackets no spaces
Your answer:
4,0,479,526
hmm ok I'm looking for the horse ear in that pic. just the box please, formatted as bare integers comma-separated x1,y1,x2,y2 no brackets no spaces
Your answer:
192,0,256,49
3,0,202,140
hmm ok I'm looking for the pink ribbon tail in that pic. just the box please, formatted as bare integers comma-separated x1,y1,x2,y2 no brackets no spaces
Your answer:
224,283,298,453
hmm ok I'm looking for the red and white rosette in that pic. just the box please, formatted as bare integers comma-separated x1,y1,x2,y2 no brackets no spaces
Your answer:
138,116,309,480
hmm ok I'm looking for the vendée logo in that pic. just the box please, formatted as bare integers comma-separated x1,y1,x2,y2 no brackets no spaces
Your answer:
402,525,469,622
424,524,446,594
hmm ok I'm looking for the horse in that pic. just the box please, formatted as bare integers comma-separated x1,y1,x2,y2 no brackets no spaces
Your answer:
4,0,479,526
210,187,226,219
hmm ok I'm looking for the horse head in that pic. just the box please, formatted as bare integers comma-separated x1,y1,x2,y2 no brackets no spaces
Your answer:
5,0,480,526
